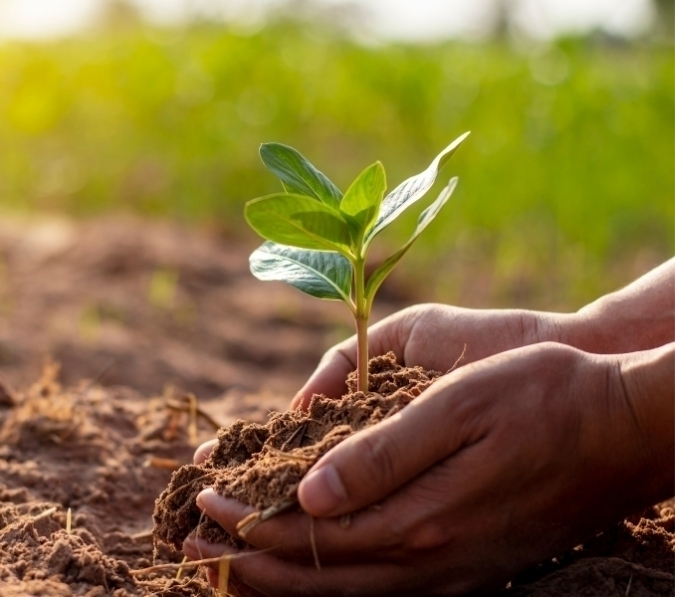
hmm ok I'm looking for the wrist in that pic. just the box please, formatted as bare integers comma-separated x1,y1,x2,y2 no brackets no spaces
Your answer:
554,298,671,355
519,310,576,348
559,267,674,354
569,346,674,524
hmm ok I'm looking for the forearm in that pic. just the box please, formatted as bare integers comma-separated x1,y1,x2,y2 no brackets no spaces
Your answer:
557,259,674,354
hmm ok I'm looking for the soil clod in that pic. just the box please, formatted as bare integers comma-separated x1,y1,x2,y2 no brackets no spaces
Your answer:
153,352,442,550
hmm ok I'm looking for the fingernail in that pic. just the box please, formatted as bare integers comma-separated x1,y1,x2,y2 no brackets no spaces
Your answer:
196,487,215,511
299,465,347,515
182,536,199,558
290,392,303,410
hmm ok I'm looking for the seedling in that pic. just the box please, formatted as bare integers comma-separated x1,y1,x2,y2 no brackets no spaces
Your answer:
245,132,470,393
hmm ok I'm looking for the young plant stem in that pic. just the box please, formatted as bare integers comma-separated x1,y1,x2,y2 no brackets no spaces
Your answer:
353,258,369,393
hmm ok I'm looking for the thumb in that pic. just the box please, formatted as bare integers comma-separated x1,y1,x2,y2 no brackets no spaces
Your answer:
290,341,357,410
297,371,482,517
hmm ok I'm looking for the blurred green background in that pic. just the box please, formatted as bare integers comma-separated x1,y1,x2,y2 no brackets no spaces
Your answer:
0,1,672,311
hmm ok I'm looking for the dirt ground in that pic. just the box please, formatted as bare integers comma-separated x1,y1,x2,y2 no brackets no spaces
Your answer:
0,215,672,596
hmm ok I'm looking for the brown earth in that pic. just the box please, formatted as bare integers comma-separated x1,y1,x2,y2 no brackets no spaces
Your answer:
0,215,672,596
153,353,443,552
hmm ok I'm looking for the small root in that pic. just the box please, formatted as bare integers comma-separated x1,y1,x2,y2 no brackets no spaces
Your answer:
265,446,315,463
131,555,231,576
281,421,308,450
158,472,217,507
236,499,298,539
66,508,72,533
131,551,268,577
196,508,207,560
309,516,321,571
448,344,467,373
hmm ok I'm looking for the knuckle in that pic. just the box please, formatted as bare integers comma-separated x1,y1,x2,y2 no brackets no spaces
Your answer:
536,341,581,371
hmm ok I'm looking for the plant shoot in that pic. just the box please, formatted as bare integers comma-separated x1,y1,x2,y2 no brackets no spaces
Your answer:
245,132,469,393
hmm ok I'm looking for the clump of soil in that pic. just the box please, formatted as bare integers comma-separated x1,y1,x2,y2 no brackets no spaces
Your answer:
507,502,675,596
0,502,136,596
153,353,442,550
0,365,216,596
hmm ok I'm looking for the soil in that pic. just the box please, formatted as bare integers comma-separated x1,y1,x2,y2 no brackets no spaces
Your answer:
153,353,443,550
0,215,673,596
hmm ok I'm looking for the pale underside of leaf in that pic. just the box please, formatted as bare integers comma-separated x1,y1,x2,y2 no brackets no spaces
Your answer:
260,143,342,208
364,131,469,246
365,177,458,300
250,242,352,302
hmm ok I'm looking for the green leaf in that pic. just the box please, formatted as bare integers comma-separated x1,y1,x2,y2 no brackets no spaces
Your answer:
245,193,353,254
249,242,352,302
365,178,458,300
260,143,342,208
364,132,469,246
339,162,386,246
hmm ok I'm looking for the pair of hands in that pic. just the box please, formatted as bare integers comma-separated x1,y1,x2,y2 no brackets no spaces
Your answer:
186,294,674,595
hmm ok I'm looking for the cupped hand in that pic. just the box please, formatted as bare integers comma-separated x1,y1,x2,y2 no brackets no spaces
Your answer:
290,303,567,409
193,303,562,464
186,342,673,596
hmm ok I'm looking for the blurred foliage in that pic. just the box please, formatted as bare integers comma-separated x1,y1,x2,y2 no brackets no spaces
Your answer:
0,16,672,309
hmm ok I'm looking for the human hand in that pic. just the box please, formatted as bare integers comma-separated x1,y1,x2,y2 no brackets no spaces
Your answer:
192,303,563,465
290,303,568,409
192,303,564,463
185,342,673,596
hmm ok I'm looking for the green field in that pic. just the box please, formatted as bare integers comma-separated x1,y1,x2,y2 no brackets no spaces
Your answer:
0,18,672,309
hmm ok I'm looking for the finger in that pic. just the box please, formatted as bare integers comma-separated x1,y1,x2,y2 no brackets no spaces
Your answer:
185,536,412,597
205,567,218,587
290,344,355,409
194,489,403,563
205,564,259,597
183,539,268,597
183,536,235,566
298,361,497,517
291,312,413,410
193,439,218,464
226,549,414,597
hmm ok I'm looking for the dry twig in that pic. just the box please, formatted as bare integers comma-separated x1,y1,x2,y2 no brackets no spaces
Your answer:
131,555,231,576
33,507,57,521
218,556,231,596
236,499,297,538
309,516,321,571
166,397,222,431
145,457,181,470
